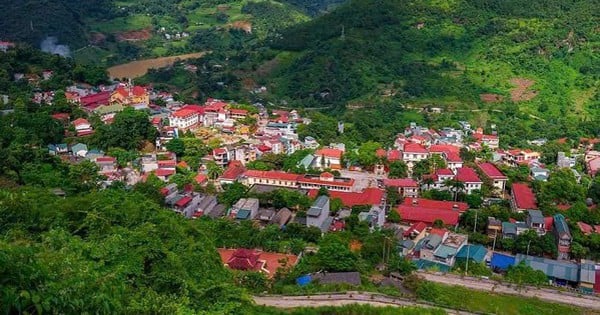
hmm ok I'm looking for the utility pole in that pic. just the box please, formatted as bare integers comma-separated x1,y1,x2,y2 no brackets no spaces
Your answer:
526,240,531,256
492,230,497,252
340,25,345,40
465,234,470,275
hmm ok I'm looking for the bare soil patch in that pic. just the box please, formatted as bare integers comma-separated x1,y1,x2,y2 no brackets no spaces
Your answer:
115,28,152,42
229,21,252,33
510,77,538,101
107,52,207,79
480,93,504,103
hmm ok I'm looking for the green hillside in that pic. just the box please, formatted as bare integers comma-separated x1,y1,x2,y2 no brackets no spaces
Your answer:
258,0,599,125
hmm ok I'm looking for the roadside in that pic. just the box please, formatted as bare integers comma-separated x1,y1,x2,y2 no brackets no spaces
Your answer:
419,271,600,310
253,292,476,314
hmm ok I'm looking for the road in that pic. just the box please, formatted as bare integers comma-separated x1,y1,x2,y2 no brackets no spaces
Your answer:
420,272,600,310
253,292,475,314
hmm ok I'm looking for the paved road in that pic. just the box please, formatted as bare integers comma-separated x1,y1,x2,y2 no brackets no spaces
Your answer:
420,272,600,310
253,292,475,314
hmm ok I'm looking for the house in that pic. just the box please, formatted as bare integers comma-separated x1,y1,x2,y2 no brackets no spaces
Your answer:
242,170,299,188
48,143,68,155
167,193,203,218
154,168,176,182
256,208,276,223
414,233,443,262
455,167,482,195
307,188,385,208
218,248,298,278
231,198,260,220
95,156,117,174
219,160,246,185
383,178,419,197
487,217,502,238
313,148,344,169
297,172,355,192
229,108,248,119
530,166,550,181
511,183,537,212
194,173,208,186
553,214,571,260
505,149,541,166
587,157,600,177
303,136,319,149
0,40,15,52
432,232,467,266
423,168,455,190
402,143,429,166
169,108,199,130
272,208,293,226
72,118,94,136
472,128,499,149
456,244,488,264
527,210,546,235
557,152,577,168
396,198,468,226
502,222,517,239
192,195,219,218
403,222,428,239
212,147,231,167
71,143,88,157
79,91,110,110
307,196,331,232
477,162,507,193
110,85,149,105
429,145,463,171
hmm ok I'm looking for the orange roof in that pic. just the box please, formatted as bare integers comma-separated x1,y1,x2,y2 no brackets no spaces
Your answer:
72,118,90,126
315,148,343,159
114,87,128,97
195,173,208,184
172,108,198,118
308,188,383,206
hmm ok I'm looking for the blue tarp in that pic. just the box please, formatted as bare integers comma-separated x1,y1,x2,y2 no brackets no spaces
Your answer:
296,275,312,286
490,252,515,271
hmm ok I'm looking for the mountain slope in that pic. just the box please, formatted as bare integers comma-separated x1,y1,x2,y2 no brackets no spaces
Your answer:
261,0,600,120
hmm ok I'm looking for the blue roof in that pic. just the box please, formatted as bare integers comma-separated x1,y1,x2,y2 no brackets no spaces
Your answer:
296,275,312,286
456,244,487,263
236,209,251,220
553,214,571,236
490,252,516,270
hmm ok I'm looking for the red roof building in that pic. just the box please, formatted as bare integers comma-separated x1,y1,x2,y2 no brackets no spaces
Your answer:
403,222,427,237
455,167,481,183
403,143,428,153
218,248,298,278
315,148,343,159
387,150,401,161
511,183,538,211
195,173,208,185
307,188,384,207
219,160,246,183
298,173,355,191
79,91,110,109
383,178,418,187
396,198,467,226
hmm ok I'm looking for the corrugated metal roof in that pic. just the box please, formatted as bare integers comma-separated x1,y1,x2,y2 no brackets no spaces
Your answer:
515,254,579,282
434,245,458,259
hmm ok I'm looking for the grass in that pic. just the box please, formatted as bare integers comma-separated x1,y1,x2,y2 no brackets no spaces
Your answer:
90,14,152,33
73,46,112,65
418,281,588,315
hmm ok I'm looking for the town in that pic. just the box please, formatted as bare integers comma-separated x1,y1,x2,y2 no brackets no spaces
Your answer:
22,70,600,298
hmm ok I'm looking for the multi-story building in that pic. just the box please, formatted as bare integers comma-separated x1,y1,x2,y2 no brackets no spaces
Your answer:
169,108,199,130
554,214,572,260
455,167,483,195
477,162,508,194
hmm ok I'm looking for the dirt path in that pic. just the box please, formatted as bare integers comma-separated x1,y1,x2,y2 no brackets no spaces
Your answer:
420,272,600,310
107,52,208,79
253,292,475,314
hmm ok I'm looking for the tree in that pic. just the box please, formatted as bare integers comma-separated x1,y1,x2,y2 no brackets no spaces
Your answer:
357,141,382,168
443,179,465,201
317,187,330,197
540,168,585,204
166,138,186,156
385,186,402,206
388,161,408,178
315,236,357,272
388,209,401,223
432,219,444,228
506,262,548,286
93,107,157,150
218,182,247,206
206,161,223,180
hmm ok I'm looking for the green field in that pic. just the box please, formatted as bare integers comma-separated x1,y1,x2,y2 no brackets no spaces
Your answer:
90,14,152,33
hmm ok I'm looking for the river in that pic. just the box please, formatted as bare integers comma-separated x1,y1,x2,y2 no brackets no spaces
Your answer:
107,52,207,79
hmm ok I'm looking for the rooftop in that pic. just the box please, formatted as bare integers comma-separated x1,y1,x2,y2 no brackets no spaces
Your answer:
477,162,507,179
511,183,537,210
455,167,482,183
307,188,384,207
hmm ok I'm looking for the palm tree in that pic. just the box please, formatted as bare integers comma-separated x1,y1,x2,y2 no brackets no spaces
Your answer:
444,179,465,201
422,177,435,190
206,161,223,180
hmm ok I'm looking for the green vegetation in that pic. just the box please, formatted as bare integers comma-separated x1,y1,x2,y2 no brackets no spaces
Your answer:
254,305,447,315
415,281,583,315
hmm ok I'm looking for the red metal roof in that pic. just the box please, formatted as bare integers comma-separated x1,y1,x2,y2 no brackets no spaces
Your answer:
51,113,70,120
307,188,384,207
132,86,146,96
298,175,355,187
429,228,448,238
477,162,506,179
244,170,300,181
154,169,175,177
435,168,454,176
220,161,246,180
195,173,208,184
544,217,554,232
403,143,428,153
511,183,537,210
376,148,387,158
429,144,460,154
175,196,192,207
455,167,481,183
96,156,116,163
72,118,90,126
230,108,248,115
80,91,110,107
315,148,343,159
383,178,418,187
387,150,401,161
182,105,206,115
445,152,462,163
213,148,227,155
578,221,593,235
399,198,468,212
396,206,460,225
171,108,198,118
403,222,427,237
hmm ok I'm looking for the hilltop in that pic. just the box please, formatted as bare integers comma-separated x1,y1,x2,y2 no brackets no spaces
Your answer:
255,0,599,121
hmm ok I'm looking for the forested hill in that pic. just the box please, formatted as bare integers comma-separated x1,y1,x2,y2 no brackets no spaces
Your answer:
264,0,600,120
